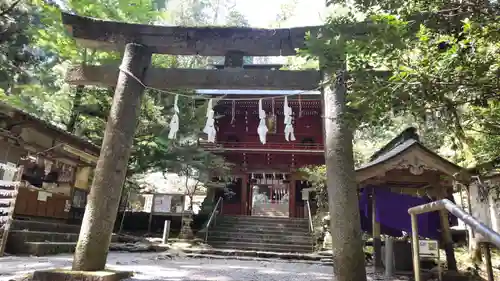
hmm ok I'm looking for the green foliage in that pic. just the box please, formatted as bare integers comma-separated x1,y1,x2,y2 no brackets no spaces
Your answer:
1,0,249,190
302,0,499,169
0,0,41,93
300,165,328,213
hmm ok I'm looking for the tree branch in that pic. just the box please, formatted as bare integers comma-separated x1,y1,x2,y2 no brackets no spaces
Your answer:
0,0,22,18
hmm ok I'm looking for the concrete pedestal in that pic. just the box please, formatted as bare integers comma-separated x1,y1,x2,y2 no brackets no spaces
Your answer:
32,269,133,281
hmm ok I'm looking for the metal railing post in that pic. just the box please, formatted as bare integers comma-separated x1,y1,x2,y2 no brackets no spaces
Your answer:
410,214,421,281
483,243,494,281
204,197,223,242
408,199,500,281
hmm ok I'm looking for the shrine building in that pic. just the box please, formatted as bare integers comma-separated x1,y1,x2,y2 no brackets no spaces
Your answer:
199,63,323,219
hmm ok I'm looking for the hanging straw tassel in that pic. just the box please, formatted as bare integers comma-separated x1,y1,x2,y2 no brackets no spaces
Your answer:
283,96,296,142
168,95,180,139
257,99,268,144
203,99,217,143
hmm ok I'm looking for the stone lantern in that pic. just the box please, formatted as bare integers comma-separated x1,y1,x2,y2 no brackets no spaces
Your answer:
179,210,194,240
322,213,333,249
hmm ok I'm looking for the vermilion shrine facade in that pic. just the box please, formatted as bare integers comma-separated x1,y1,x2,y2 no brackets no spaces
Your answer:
199,71,324,218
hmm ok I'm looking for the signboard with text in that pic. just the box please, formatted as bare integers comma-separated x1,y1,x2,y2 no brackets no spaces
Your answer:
419,240,439,258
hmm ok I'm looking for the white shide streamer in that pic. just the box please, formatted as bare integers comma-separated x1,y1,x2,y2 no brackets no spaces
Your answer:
284,96,296,142
203,99,217,143
257,99,268,144
168,95,180,139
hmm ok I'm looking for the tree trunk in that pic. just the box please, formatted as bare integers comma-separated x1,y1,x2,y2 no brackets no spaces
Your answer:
189,194,194,211
72,43,152,271
323,70,367,281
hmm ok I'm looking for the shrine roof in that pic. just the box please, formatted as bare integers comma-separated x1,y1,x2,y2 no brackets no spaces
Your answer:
355,127,467,182
0,102,100,155
356,138,419,171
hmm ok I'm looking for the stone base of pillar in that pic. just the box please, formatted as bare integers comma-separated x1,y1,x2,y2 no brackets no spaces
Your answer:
32,269,133,281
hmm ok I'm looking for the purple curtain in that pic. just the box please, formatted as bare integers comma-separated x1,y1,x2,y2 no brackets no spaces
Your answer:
373,188,440,239
359,188,403,237
358,187,458,239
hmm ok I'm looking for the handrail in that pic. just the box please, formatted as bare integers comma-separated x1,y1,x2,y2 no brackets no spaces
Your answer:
408,199,500,281
306,200,314,233
204,197,223,242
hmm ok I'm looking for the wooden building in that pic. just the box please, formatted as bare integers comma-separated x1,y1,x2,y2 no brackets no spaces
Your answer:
356,127,468,270
0,102,99,223
199,65,324,219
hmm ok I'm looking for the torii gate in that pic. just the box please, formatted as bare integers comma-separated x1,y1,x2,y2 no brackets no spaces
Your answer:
61,12,368,280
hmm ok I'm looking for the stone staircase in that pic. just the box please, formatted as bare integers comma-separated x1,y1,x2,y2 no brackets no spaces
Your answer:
0,180,18,254
206,216,313,253
5,219,119,256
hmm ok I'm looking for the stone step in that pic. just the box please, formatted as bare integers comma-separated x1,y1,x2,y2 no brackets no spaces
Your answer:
0,184,16,192
8,230,119,243
8,230,79,243
22,241,77,256
208,226,311,237
0,189,16,199
0,207,11,215
208,235,312,246
0,198,14,208
0,178,18,184
220,215,307,222
210,225,310,236
6,230,120,253
0,216,9,224
214,222,309,232
209,228,311,238
11,219,81,233
9,238,126,256
208,241,313,253
217,216,309,225
216,218,308,226
214,222,309,231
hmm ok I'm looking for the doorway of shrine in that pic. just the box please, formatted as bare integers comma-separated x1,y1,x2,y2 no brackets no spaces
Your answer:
249,173,290,217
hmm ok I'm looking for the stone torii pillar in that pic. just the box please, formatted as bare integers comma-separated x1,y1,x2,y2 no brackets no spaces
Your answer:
72,43,152,271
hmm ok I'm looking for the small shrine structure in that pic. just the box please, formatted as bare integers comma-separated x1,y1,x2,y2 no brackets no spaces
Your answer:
0,102,99,255
355,127,469,270
0,102,99,223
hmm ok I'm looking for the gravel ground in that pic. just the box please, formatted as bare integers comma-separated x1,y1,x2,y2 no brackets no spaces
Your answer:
0,253,408,281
